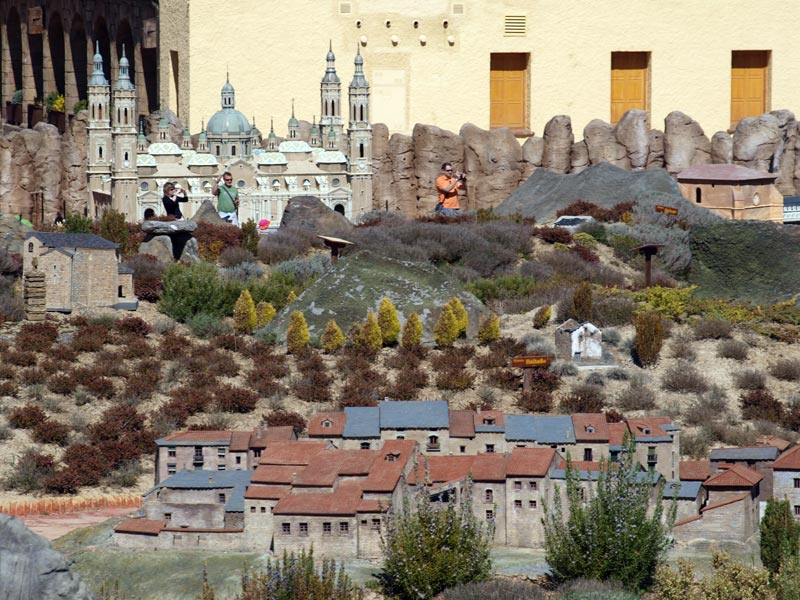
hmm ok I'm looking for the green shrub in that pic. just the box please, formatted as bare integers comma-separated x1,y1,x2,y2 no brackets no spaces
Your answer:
434,305,459,348
761,498,800,575
2,449,55,492
240,218,260,255
572,232,598,248
286,310,310,354
661,361,709,393
633,311,664,367
359,311,383,353
233,289,257,334
321,319,345,353
100,209,133,257
544,437,675,591
533,305,552,329
693,317,734,340
159,262,232,322
64,213,94,234
448,297,469,338
378,479,492,600
401,313,423,349
571,282,593,323
187,313,232,339
633,285,695,320
255,301,276,328
477,312,500,344
716,339,749,360
378,297,401,345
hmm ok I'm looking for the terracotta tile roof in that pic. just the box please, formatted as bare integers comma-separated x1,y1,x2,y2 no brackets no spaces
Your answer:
230,431,252,452
293,449,377,487
251,465,301,484
557,460,607,472
679,460,711,481
163,527,244,533
608,422,628,446
471,453,507,482
473,410,505,427
677,164,777,183
114,518,166,535
250,426,297,448
244,485,291,500
161,431,232,443
700,491,750,513
273,481,363,516
704,464,763,488
449,410,475,438
626,417,671,440
259,441,329,466
507,447,555,477
363,440,415,493
674,514,703,527
308,412,347,437
572,414,610,442
407,456,476,485
772,445,800,470
757,435,792,452
357,498,388,513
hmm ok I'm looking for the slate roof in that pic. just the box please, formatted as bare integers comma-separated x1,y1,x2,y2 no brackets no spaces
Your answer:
704,464,762,488
343,406,380,438
25,232,119,250
118,264,134,275
148,469,253,513
709,446,779,462
772,445,800,470
380,400,449,429
533,415,576,444
505,415,538,442
663,480,703,500
551,467,659,483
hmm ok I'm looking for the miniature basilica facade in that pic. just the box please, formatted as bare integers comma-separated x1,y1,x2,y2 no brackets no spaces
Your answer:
86,44,372,226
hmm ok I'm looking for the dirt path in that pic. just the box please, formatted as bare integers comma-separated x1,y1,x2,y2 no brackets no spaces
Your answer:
18,506,138,541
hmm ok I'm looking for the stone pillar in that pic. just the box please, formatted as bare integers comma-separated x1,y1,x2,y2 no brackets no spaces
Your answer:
21,19,33,126
41,28,54,101
64,22,78,113
24,268,46,321
134,41,145,118
0,21,9,106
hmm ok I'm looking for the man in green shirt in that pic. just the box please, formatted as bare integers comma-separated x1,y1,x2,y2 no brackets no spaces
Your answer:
212,171,240,225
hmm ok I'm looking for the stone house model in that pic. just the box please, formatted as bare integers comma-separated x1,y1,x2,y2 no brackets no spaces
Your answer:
555,320,603,360
22,232,137,312
676,164,784,222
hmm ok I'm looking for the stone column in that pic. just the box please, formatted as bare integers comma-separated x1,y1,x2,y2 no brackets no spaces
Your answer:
41,27,54,102
134,40,145,117
24,268,46,321
64,21,78,113
21,18,33,126
0,21,10,107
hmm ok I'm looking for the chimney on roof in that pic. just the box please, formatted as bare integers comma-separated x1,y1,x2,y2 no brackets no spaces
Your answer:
208,477,213,484
292,472,297,482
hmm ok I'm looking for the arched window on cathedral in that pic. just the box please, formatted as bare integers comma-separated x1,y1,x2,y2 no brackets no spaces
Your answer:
117,108,120,124
360,105,365,121
272,179,280,191
124,151,129,162
99,104,103,120
124,107,128,125
359,143,364,158
332,100,336,115
302,179,311,191
92,104,95,119
99,146,103,159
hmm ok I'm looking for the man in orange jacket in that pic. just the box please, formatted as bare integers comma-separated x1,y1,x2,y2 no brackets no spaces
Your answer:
435,162,465,216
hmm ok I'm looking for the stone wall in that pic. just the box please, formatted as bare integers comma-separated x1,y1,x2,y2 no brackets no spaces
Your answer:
773,471,800,516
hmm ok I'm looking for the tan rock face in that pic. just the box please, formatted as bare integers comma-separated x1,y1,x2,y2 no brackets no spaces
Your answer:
386,133,417,215
768,110,796,196
711,131,733,164
646,129,665,169
570,141,589,174
541,115,574,174
583,119,629,168
371,123,392,212
664,111,711,174
614,110,649,170
412,123,464,212
459,123,523,210
521,136,544,179
732,114,781,172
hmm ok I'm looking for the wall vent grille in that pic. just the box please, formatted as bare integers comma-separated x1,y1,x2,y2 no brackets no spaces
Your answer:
339,2,352,14
504,15,527,37
453,3,465,15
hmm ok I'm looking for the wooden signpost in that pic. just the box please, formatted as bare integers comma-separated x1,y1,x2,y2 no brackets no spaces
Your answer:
632,243,664,288
655,205,679,216
318,235,354,264
511,355,552,391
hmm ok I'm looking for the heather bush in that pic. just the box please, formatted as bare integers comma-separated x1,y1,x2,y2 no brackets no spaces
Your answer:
100,209,133,257
219,261,267,283
0,380,19,398
47,373,77,395
43,468,83,494
218,246,254,268
771,358,800,381
32,418,70,446
272,254,329,286
187,313,232,339
3,449,55,492
560,383,606,413
263,410,307,433
337,368,384,408
537,226,573,244
386,367,428,400
435,367,476,391
194,222,243,260
633,311,664,367
477,312,500,344
61,443,111,486
533,305,551,329
740,388,785,423
439,578,545,600
551,361,578,377
257,226,321,264
70,324,112,352
114,316,151,336
542,250,627,288
717,339,749,360
556,579,640,600
693,317,733,340
661,361,710,393
0,362,20,380
571,244,600,263
43,343,77,362
18,366,46,386
7,403,46,429
215,384,259,413
378,479,492,600
485,368,519,391
15,321,59,352
5,350,37,367
584,372,606,386
292,370,333,403
123,254,166,302
88,405,146,444
544,438,675,590
103,459,143,488
733,368,767,390
211,333,249,353
0,247,22,275
518,389,554,413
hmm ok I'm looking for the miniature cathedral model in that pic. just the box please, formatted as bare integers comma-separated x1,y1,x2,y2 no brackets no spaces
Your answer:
86,44,373,226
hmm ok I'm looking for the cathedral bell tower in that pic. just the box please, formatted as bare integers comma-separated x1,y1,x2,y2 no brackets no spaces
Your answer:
111,45,138,218
347,46,373,219
87,42,112,217
320,41,344,150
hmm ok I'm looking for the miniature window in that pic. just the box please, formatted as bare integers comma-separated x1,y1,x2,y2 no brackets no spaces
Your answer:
483,418,495,425
253,449,262,458
529,500,537,509
459,446,466,453
167,464,176,475
795,506,800,517
282,523,291,534
586,425,595,433
371,519,381,531
340,522,349,533
360,442,370,450
260,507,266,513
794,478,800,489
396,434,405,440
584,448,593,462
643,428,652,435
218,493,226,503
250,507,256,513
302,179,311,191
486,444,495,453
323,522,332,535
484,489,493,503
28,242,34,253
514,481,522,490
118,285,123,298
164,512,172,520
217,465,226,471
529,481,537,490
272,179,281,190
168,447,176,457
140,182,149,191
218,448,226,456
215,145,221,155
514,500,522,509
332,178,340,186
385,453,398,462
237,180,245,188
695,188,702,203
485,510,494,521
235,456,241,465
232,146,237,156
299,523,308,536
322,420,332,428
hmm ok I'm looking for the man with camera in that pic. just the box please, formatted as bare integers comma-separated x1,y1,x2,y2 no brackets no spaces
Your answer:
212,171,240,226
435,162,465,216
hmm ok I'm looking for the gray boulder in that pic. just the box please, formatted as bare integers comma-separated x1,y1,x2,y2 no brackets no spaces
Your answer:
711,132,733,164
521,136,545,178
459,123,523,210
141,220,198,235
387,133,417,215
663,111,711,174
569,141,590,174
182,237,201,263
371,123,393,213
541,115,573,174
279,195,353,235
138,235,176,263
0,214,32,254
0,514,93,600
732,113,781,172
614,110,649,169
583,119,629,168
412,124,464,212
646,129,665,169
191,200,228,225
770,109,796,195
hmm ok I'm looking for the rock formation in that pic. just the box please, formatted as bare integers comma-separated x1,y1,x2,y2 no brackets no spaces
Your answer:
711,132,733,164
663,111,711,174
541,115,574,174
140,219,199,262
583,119,629,169
614,110,650,170
460,123,524,210
412,124,464,212
279,195,353,235
0,514,93,600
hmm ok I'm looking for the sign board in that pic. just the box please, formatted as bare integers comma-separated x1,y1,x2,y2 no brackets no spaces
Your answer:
511,355,551,369
655,204,679,216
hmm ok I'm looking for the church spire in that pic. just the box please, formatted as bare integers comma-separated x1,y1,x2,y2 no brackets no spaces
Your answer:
89,41,108,86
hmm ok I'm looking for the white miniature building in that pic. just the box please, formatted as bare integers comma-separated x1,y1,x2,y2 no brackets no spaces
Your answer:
555,319,603,360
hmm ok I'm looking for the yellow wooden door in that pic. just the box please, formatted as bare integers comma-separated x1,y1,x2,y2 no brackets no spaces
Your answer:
731,51,768,128
610,52,649,125
490,53,527,130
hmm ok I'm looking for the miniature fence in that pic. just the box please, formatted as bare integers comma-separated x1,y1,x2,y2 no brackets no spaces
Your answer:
0,494,141,517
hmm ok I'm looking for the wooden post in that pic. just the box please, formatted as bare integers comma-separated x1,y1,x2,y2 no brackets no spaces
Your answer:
633,244,663,289
511,355,552,392
318,235,354,264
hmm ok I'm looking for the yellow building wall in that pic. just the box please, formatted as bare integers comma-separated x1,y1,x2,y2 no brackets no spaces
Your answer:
183,1,800,137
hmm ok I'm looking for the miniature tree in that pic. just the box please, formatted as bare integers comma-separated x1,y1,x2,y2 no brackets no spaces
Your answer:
286,290,298,303
761,498,800,574
255,301,276,328
378,297,401,346
633,310,665,367
321,319,345,354
241,218,259,254
401,313,423,349
477,312,500,345
359,311,383,353
571,282,593,323
533,305,551,329
233,289,257,334
448,297,469,337
434,305,459,348
285,310,310,354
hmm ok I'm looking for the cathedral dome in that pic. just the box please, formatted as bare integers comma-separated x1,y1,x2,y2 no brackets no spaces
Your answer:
207,109,251,136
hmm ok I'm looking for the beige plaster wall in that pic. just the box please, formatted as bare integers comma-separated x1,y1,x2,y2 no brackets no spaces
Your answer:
182,1,800,137
159,0,190,122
